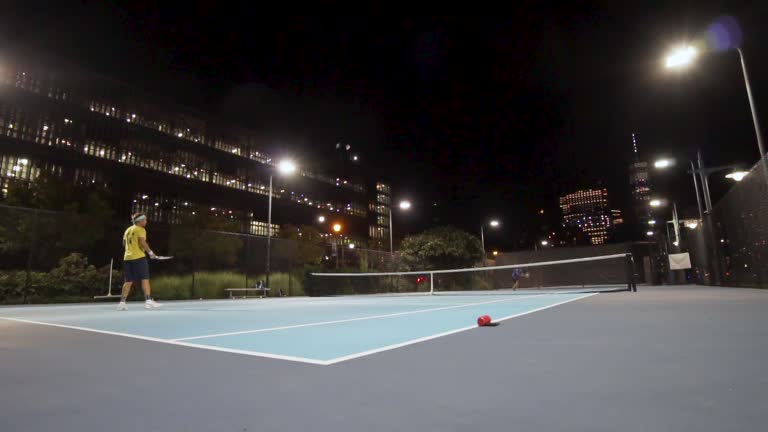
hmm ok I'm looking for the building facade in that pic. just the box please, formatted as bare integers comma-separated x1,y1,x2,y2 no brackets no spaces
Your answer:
0,53,390,247
559,188,613,245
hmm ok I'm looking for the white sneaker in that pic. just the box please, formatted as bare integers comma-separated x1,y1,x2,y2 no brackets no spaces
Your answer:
144,299,163,309
116,302,128,311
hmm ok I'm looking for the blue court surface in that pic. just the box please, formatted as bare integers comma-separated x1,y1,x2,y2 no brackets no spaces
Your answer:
0,292,594,365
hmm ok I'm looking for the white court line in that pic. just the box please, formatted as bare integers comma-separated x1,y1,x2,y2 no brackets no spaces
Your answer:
0,317,328,365
0,292,598,366
323,292,598,364
172,295,545,341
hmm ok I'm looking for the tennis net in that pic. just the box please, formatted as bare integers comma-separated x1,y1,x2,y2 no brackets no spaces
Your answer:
308,253,637,296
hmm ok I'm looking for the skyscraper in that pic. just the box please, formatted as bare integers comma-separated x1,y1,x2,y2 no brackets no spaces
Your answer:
559,188,613,245
628,133,652,230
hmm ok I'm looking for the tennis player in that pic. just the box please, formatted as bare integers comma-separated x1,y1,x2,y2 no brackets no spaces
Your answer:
116,212,162,311
511,268,524,290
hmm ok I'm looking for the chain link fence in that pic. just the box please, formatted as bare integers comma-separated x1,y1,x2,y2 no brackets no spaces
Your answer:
0,203,399,303
687,157,768,288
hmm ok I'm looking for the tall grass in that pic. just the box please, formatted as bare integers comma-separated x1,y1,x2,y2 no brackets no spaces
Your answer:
151,272,245,300
150,271,303,299
250,272,305,297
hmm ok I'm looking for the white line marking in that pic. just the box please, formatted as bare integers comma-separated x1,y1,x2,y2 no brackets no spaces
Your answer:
173,295,544,341
0,317,328,365
0,292,598,366
323,293,598,364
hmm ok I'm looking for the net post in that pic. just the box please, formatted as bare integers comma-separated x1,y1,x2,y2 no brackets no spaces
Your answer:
108,258,113,296
625,253,637,293
429,272,434,295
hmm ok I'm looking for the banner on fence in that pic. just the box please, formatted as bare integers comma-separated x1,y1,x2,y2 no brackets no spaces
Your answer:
669,253,692,270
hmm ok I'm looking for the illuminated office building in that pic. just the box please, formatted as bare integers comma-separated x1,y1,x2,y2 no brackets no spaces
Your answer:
0,52,389,246
559,188,613,245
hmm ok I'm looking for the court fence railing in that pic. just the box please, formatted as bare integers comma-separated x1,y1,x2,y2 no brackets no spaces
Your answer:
0,204,404,303
681,155,768,289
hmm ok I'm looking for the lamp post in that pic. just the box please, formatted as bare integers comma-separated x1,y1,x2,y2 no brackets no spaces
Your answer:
389,200,411,255
665,44,767,189
265,159,296,289
655,154,746,218
480,220,500,263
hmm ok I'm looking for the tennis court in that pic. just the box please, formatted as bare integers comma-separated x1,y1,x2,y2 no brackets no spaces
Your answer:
0,291,597,365
2,285,768,432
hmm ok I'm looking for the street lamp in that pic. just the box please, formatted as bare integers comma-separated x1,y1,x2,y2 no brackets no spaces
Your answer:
650,199,662,207
541,240,548,246
480,220,500,261
317,215,326,223
664,42,766,190
332,223,342,233
725,171,749,181
665,45,698,69
266,159,297,289
654,157,705,221
389,200,412,254
648,220,657,225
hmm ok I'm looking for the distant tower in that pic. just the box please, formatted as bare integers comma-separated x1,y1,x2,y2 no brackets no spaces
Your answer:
628,133,652,231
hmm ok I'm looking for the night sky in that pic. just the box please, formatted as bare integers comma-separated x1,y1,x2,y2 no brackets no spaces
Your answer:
2,1,766,250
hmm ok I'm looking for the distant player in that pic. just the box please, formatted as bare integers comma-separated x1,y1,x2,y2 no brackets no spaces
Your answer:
511,268,526,290
116,213,162,311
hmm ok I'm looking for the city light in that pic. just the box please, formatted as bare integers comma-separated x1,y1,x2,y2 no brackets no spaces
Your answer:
541,240,548,246
650,199,662,207
348,243,355,249
653,159,673,169
399,200,412,210
685,221,699,229
725,171,749,181
648,220,656,225
646,231,655,236
490,220,500,227
492,251,499,256
318,215,326,223
332,223,342,233
665,45,697,69
278,159,297,175
673,241,679,246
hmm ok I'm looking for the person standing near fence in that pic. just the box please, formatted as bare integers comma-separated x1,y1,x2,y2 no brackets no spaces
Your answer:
116,213,162,311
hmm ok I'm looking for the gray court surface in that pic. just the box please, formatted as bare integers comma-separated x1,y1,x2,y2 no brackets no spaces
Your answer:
2,285,767,432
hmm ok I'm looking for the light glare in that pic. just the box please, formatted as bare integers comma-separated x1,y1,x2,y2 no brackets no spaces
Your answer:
666,45,698,68
654,159,672,169
725,171,748,181
278,159,297,175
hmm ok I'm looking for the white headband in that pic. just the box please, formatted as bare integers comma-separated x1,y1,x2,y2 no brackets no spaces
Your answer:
133,215,146,223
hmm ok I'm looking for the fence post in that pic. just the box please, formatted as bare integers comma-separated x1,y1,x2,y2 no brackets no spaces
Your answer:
429,272,434,295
